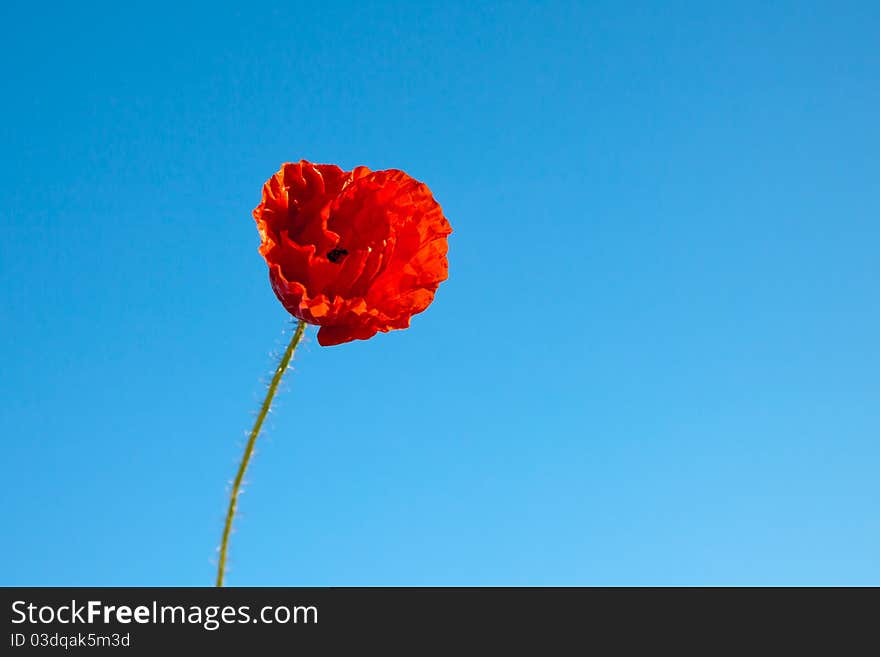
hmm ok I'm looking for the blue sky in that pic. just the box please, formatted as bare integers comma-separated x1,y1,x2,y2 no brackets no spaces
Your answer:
1,1,877,585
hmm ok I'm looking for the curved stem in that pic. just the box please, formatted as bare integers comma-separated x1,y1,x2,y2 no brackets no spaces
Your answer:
216,319,307,587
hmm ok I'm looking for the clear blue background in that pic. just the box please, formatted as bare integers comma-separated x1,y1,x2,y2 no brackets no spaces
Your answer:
1,1,877,586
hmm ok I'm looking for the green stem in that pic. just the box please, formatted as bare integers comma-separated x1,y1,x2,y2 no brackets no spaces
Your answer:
216,319,307,587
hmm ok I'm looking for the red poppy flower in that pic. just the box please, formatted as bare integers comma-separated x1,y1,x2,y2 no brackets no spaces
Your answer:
253,160,452,346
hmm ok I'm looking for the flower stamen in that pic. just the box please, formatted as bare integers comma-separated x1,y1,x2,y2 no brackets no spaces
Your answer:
326,248,348,263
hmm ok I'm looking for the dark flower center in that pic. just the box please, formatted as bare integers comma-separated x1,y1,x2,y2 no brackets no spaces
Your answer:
326,248,348,263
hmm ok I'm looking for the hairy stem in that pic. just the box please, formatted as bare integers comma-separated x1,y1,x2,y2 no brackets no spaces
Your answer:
216,319,307,587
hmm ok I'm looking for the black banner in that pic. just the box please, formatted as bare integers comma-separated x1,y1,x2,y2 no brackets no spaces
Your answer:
1,587,874,653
